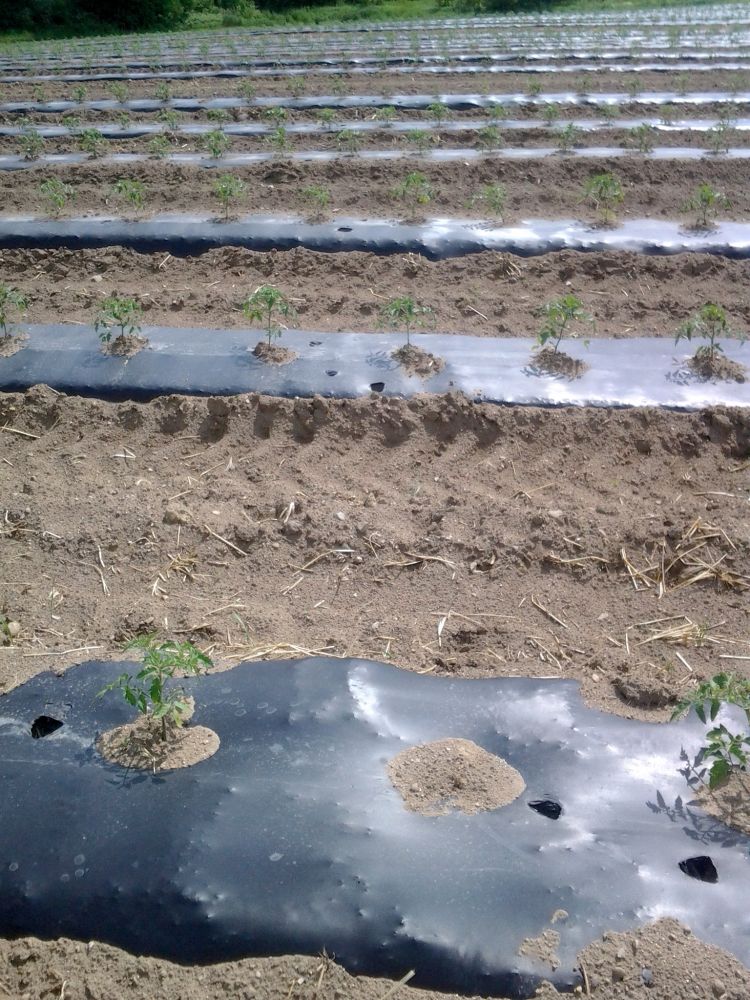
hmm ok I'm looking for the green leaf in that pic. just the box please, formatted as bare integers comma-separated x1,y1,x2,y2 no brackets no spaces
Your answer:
709,758,731,789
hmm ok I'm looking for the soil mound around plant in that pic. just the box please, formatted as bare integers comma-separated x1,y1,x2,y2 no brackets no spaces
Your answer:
531,346,589,379
391,343,445,377
695,772,750,837
388,737,525,815
97,699,219,771
687,353,746,383
0,333,28,358
253,341,297,364
102,332,149,358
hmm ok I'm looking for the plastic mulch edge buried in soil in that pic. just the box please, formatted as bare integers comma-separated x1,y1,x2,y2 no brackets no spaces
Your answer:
1,658,749,998
0,216,749,261
2,91,750,115
0,325,748,409
3,59,750,84
4,147,750,171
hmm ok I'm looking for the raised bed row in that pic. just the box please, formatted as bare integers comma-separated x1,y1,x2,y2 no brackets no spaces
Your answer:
5,91,749,116
0,215,748,260
2,116,745,139
4,59,750,85
0,324,747,408
3,146,750,171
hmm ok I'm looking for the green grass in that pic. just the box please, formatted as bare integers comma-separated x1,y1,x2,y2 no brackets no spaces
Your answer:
0,0,729,43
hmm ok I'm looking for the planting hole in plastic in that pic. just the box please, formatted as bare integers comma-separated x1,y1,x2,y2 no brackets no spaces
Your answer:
370,381,385,393
528,799,562,820
679,856,718,883
30,716,63,739
326,369,338,377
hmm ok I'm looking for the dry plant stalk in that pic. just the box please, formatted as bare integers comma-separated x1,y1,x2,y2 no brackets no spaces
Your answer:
621,518,749,597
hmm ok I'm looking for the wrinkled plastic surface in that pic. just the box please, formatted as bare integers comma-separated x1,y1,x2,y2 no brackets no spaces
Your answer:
1,658,748,997
2,91,749,116
3,146,750,172
0,324,748,409
0,215,749,261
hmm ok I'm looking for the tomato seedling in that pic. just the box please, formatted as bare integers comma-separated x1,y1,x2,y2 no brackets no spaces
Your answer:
243,285,297,346
0,285,28,338
537,293,590,353
379,295,433,348
95,296,142,344
98,636,212,742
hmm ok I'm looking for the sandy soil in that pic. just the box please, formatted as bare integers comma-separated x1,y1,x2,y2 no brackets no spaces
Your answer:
388,737,526,815
2,390,750,996
1,246,748,340
2,67,747,101
3,919,750,1000
1,390,748,715
3,156,749,222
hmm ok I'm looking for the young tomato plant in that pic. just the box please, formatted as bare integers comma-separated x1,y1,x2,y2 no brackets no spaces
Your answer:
79,128,104,158
19,128,45,161
675,302,743,365
95,296,142,344
629,123,655,154
39,177,74,217
148,134,171,158
556,122,580,153
583,172,624,225
537,294,590,353
671,674,750,789
202,129,231,159
243,285,296,346
468,182,506,218
335,128,362,155
392,170,433,210
475,124,503,152
213,174,245,220
0,285,28,338
683,183,730,229
379,296,433,348
427,101,447,126
302,184,331,215
98,636,212,742
405,129,433,155
113,178,146,212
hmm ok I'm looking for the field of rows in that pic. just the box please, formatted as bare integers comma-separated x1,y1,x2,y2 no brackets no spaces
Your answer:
1,4,750,1000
